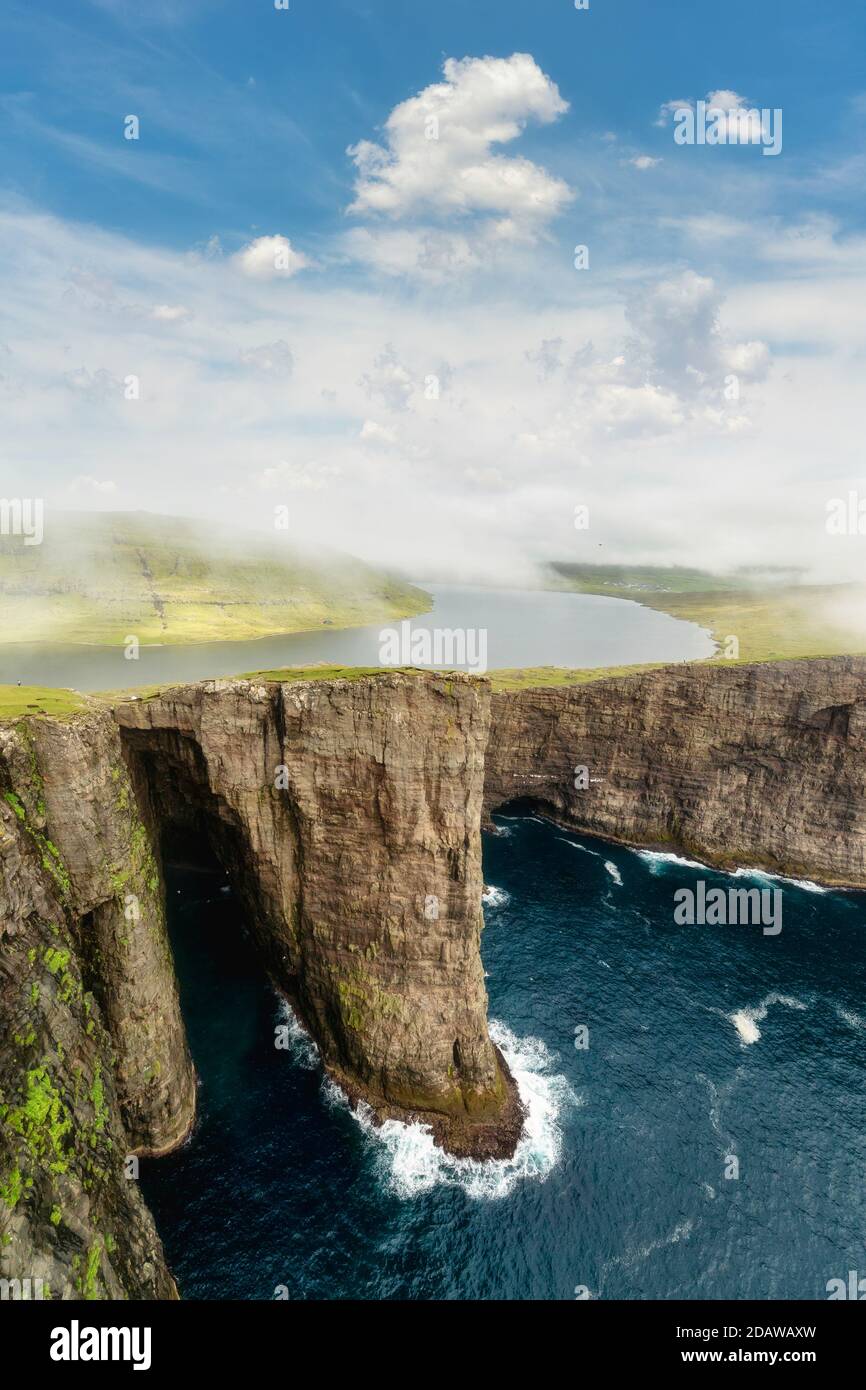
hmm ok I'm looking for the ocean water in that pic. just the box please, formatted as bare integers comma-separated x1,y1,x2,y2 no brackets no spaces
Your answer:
140,815,866,1301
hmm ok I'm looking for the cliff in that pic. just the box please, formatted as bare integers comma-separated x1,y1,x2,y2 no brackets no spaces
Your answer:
485,656,866,886
0,710,190,1299
4,656,866,1300
1,671,520,1300
115,673,520,1156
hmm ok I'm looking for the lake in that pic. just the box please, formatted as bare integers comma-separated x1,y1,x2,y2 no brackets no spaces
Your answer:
0,583,714,691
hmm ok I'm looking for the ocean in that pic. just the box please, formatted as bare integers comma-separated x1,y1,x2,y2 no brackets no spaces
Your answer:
140,813,866,1300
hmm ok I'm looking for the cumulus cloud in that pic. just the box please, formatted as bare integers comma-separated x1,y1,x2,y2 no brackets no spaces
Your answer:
347,53,572,243
359,344,416,411
623,270,770,394
628,155,662,170
233,234,309,279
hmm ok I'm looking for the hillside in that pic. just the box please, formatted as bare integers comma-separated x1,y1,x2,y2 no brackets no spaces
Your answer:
0,511,429,646
548,562,866,664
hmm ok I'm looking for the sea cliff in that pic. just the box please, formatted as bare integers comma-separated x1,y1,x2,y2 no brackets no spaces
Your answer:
3,656,866,1298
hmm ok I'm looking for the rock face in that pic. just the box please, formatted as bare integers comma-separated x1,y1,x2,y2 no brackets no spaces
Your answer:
4,655,866,1300
485,657,866,886
116,673,520,1160
0,711,189,1300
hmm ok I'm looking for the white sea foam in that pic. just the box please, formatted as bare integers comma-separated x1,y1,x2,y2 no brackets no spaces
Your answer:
731,866,828,894
596,1218,695,1295
836,1006,866,1032
634,849,708,873
729,993,807,1046
482,885,510,909
635,848,830,894
325,1019,580,1201
276,1000,320,1070
604,861,623,886
558,837,601,858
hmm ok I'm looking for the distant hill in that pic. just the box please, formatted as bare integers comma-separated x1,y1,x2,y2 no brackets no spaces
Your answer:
0,511,428,646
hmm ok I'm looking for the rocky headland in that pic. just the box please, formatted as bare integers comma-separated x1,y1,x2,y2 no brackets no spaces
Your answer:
3,656,865,1297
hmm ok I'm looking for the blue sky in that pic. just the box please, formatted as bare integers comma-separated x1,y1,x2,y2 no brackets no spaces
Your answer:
3,0,864,254
2,0,866,590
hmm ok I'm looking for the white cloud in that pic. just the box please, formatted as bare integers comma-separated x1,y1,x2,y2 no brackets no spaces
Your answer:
254,461,341,493
629,155,662,170
344,225,481,283
67,475,117,496
150,303,192,321
623,270,770,390
658,90,768,145
655,99,692,127
593,383,684,436
360,419,398,446
238,340,294,375
359,344,416,411
1,93,863,587
347,53,572,241
233,234,309,280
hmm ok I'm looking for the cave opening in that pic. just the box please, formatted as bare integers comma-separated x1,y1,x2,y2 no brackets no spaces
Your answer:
118,728,301,995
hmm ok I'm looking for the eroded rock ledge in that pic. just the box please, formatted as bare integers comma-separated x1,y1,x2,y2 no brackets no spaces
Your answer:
3,656,866,1298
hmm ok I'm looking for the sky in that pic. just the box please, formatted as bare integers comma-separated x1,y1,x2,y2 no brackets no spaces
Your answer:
2,0,866,582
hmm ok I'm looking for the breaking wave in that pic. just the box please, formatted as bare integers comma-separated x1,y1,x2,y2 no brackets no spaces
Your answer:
325,1020,580,1201
635,849,709,873
482,885,510,909
728,993,807,1046
558,837,601,857
732,867,828,894
559,838,623,885
275,1000,320,1070
635,849,830,894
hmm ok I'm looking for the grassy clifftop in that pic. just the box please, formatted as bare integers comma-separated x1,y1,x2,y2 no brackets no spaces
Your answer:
549,563,866,664
0,512,428,646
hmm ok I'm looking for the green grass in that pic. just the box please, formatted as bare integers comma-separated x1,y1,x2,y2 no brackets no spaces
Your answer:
0,510,429,647
0,686,89,720
488,664,672,691
548,564,866,665
240,665,404,683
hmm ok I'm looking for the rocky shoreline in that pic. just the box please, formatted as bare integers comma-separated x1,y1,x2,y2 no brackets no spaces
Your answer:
3,656,866,1297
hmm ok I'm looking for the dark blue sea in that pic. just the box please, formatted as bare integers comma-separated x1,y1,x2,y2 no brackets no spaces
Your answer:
140,814,866,1301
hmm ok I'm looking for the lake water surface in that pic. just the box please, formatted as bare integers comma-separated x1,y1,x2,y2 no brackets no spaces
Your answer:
0,583,714,690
